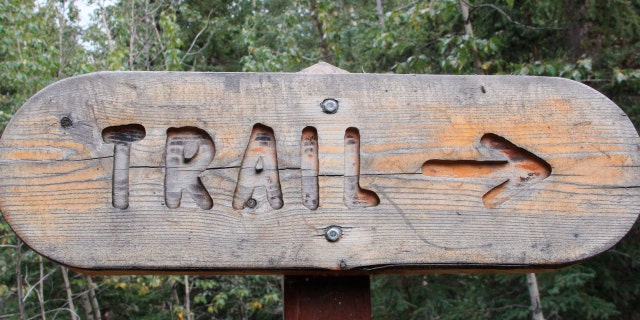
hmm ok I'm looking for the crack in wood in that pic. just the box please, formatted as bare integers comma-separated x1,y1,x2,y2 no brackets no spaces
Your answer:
377,187,493,251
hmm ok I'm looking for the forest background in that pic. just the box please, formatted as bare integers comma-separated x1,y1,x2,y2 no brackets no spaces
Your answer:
1,0,640,319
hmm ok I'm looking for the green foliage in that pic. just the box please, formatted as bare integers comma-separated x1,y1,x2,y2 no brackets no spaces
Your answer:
1,0,640,319
91,275,281,319
192,276,281,319
0,0,90,130
371,267,628,320
372,274,532,320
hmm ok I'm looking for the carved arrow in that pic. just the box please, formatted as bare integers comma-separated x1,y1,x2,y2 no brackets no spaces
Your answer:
422,133,551,208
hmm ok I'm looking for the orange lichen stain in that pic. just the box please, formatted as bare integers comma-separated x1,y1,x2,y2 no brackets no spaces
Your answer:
5,150,66,161
318,145,342,154
533,143,618,156
9,168,107,188
367,154,423,173
366,142,413,153
214,149,241,160
559,154,630,184
429,129,484,149
249,147,266,153
318,158,342,173
543,99,572,112
3,195,105,217
7,162,106,178
8,179,107,194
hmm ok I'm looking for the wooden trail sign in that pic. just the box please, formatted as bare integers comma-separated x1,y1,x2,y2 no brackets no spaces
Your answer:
0,71,639,274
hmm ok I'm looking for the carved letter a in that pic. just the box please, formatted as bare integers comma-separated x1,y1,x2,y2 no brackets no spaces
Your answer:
232,124,283,210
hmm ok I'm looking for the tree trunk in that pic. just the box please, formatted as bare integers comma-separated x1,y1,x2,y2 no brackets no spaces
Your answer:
61,267,79,320
57,0,66,78
458,0,484,74
98,0,115,53
376,0,385,25
184,276,193,320
38,255,46,320
129,0,136,70
87,276,102,320
16,238,26,320
564,0,591,60
80,291,94,320
400,275,415,316
526,273,545,320
309,0,333,63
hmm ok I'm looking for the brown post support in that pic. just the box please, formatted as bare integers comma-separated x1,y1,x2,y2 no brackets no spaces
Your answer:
283,64,372,320
283,275,371,319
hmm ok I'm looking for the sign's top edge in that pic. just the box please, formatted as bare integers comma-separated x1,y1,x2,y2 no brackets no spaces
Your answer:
77,70,562,78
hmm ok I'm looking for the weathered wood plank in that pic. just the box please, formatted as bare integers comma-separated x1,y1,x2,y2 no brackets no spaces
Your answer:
0,72,639,273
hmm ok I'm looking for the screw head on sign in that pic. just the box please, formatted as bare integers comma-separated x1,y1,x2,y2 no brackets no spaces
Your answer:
321,99,339,114
246,198,257,209
60,116,73,128
325,226,342,242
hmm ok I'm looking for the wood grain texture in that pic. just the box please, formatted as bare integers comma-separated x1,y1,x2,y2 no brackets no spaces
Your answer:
0,71,639,274
284,275,371,319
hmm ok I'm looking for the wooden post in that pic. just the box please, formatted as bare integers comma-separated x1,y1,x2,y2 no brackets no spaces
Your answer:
284,275,371,320
281,63,372,319
527,273,545,320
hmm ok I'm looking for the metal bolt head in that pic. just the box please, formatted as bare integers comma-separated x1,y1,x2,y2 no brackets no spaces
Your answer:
60,116,73,128
321,99,339,114
246,198,257,209
325,226,342,242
